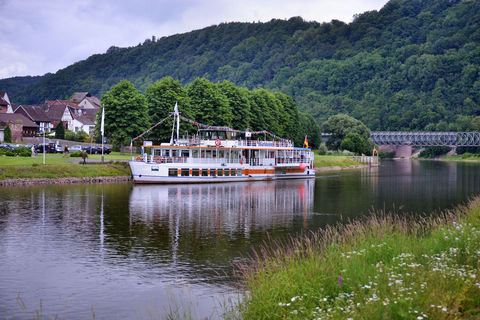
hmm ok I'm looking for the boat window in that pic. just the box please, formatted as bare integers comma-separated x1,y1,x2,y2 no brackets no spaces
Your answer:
217,131,226,140
192,169,200,176
224,169,230,176
206,150,212,158
217,169,223,176
237,169,242,176
211,132,218,139
192,149,199,158
181,168,189,176
231,169,236,176
181,150,189,157
218,150,225,158
210,169,216,176
171,149,178,157
168,168,178,176
201,169,209,176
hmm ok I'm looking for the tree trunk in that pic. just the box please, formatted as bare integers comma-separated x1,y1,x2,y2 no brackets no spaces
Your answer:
120,140,124,155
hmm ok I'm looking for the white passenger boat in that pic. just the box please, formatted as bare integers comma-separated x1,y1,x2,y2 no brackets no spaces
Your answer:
129,105,315,184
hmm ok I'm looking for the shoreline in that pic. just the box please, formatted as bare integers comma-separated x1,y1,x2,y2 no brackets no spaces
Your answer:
0,163,373,187
0,175,132,187
315,164,371,172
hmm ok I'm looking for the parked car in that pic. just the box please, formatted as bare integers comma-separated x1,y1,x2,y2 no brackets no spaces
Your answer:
69,145,83,152
0,144,14,150
52,143,63,153
103,146,111,154
36,143,54,153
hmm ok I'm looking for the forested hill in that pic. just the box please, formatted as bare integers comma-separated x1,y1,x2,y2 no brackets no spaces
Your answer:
2,0,480,131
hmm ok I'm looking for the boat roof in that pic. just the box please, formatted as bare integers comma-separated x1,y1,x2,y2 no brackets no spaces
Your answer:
141,145,311,151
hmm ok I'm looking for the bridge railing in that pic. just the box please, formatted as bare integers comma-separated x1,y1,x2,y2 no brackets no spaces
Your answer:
370,132,480,147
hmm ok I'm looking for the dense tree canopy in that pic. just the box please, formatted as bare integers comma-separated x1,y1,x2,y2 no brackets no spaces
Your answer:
3,0,479,132
101,78,320,148
322,114,371,151
98,80,150,146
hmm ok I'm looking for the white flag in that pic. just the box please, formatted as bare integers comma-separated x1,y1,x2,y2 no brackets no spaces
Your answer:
100,104,105,136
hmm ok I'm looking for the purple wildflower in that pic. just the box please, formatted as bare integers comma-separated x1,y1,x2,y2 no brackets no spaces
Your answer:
339,275,342,287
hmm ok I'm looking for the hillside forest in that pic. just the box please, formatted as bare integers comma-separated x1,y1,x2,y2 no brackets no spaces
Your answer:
1,0,480,132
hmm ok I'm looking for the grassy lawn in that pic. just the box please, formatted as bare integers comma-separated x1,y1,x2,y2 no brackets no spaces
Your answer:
0,153,137,179
236,199,480,319
314,154,363,168
443,154,480,161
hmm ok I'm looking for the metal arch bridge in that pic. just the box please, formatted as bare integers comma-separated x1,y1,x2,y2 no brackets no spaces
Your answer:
370,132,480,147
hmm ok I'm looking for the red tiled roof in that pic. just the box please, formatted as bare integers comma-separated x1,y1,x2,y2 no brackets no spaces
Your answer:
0,113,39,127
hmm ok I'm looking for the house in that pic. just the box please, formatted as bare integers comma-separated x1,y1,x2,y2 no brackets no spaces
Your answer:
70,92,100,123
15,105,53,133
0,91,14,113
44,100,96,134
0,113,39,142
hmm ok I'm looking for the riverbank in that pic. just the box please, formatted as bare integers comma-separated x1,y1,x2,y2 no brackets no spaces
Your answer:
236,197,480,319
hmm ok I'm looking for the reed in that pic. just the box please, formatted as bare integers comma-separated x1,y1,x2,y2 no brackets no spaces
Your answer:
235,199,480,319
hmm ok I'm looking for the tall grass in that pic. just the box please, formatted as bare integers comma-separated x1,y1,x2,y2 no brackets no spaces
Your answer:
236,199,480,319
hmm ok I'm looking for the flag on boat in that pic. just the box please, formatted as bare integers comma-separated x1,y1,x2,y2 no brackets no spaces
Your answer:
304,135,309,149
129,140,133,151
100,104,105,136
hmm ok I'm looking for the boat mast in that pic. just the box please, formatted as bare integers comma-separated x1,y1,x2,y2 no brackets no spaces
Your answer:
170,102,180,145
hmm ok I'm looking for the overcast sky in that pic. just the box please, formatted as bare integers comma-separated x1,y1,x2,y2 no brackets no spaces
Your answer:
0,0,388,79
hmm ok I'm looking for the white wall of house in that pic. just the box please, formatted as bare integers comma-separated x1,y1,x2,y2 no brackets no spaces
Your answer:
71,118,94,134
0,129,4,142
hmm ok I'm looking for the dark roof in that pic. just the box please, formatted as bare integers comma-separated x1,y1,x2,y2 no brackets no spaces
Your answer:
84,96,101,108
0,97,7,106
0,113,39,127
73,114,95,125
83,108,99,122
15,105,51,122
70,92,90,103
44,103,71,121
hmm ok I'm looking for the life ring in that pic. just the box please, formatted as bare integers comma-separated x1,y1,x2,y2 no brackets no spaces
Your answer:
240,157,244,164
155,156,162,163
136,156,142,161
215,139,221,146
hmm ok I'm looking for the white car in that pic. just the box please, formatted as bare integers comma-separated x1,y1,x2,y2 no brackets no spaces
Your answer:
69,145,83,152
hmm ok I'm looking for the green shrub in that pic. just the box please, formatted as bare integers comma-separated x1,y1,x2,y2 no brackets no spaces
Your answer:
379,151,395,159
317,144,328,155
419,146,451,158
69,151,84,157
4,125,12,143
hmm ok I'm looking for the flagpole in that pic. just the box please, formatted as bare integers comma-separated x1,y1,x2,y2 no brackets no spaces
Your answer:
101,104,105,163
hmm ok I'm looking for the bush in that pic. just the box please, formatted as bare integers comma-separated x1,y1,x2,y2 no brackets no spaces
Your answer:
419,146,451,158
0,147,31,157
69,151,84,157
317,144,328,155
65,130,76,141
75,130,89,142
379,151,396,159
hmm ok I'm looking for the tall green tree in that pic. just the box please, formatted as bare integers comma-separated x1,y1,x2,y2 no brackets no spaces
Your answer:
217,81,251,130
322,114,370,150
99,80,150,151
187,78,232,126
55,122,65,139
144,77,191,143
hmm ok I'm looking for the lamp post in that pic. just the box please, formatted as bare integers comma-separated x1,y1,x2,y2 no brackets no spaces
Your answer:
42,125,45,165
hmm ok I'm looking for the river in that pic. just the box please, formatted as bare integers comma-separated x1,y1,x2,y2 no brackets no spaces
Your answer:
1,160,480,319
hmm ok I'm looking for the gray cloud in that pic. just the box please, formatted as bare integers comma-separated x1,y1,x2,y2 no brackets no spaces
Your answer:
0,0,387,79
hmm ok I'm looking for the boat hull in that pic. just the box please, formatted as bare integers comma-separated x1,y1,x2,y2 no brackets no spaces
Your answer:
129,161,315,184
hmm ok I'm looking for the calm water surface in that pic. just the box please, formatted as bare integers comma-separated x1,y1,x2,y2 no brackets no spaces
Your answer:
1,160,480,319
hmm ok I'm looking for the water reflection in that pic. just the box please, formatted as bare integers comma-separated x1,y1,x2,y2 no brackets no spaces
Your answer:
2,161,480,319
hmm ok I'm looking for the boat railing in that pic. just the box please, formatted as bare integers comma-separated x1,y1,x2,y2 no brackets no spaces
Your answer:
237,140,293,148
145,155,241,165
